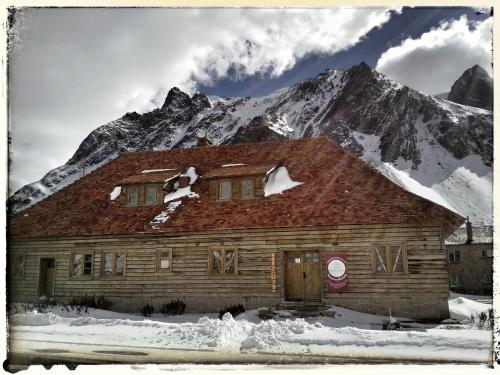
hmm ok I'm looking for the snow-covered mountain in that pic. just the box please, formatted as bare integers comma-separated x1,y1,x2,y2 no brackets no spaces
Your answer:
9,62,493,225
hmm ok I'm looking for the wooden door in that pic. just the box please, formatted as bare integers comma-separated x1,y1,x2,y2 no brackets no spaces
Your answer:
303,252,321,300
39,258,55,297
285,251,321,301
285,252,304,300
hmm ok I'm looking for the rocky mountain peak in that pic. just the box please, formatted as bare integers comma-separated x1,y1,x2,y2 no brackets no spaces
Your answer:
161,87,193,111
191,92,211,111
447,65,493,109
346,61,374,79
9,63,493,225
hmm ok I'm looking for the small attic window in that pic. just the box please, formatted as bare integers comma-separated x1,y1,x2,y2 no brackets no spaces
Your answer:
127,187,139,205
241,179,254,199
219,181,232,201
146,186,157,204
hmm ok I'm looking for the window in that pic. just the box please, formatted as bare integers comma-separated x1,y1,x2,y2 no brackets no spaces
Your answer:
241,179,254,199
12,254,25,277
146,186,157,204
219,181,232,201
71,253,93,276
481,249,493,258
483,274,493,284
371,244,406,274
127,187,139,205
449,274,462,287
157,249,172,272
209,248,237,275
448,250,461,263
102,252,125,276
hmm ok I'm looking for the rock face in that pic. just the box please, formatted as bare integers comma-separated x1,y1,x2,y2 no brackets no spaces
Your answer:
9,63,493,224
448,65,493,110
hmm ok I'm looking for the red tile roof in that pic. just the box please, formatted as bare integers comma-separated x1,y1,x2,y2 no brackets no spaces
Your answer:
203,164,274,178
117,170,179,184
8,137,464,238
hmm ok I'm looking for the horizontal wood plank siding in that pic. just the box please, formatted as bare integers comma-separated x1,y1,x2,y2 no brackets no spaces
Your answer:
8,223,449,317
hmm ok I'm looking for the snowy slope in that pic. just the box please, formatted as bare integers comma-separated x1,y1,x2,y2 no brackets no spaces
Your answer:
9,63,492,225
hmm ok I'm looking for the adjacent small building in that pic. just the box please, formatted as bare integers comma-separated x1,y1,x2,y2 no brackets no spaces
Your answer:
8,137,464,320
446,222,493,295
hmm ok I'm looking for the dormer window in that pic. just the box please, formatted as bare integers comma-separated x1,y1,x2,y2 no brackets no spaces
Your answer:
205,164,271,202
219,181,232,201
115,169,179,206
146,186,157,204
127,187,139,205
241,179,254,199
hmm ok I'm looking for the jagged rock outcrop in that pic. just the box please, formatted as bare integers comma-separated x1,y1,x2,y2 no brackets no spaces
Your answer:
448,65,493,110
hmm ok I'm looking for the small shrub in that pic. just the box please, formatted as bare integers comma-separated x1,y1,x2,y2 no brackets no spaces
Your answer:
218,304,245,319
141,304,155,317
68,295,112,311
467,308,493,330
159,300,186,316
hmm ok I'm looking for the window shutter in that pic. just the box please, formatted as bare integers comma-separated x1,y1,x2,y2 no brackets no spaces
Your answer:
231,179,241,200
254,177,264,197
209,180,218,201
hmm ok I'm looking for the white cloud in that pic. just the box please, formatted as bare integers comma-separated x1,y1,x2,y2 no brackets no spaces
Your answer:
376,16,492,95
9,8,398,192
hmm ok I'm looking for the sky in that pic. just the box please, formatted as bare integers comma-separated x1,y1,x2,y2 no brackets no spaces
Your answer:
8,7,492,193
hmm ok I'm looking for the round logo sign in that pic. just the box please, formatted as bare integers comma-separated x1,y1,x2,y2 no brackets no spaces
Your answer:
327,259,346,278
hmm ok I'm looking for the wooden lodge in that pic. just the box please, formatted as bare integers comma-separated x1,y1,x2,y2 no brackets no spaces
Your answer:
8,137,464,319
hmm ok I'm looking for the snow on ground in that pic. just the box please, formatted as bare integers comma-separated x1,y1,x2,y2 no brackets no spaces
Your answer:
448,294,492,321
264,166,303,197
8,294,493,363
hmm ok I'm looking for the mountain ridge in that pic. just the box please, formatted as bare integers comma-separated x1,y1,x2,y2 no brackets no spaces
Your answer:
9,63,493,225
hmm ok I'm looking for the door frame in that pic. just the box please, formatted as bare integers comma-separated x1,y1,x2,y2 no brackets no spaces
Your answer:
282,249,323,302
38,257,56,298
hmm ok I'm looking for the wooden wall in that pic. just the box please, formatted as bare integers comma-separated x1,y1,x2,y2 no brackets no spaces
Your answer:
8,223,450,319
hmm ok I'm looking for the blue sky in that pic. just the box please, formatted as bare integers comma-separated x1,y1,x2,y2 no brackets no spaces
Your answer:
9,7,492,191
199,7,490,97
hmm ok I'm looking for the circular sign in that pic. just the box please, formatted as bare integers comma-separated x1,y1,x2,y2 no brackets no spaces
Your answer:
328,259,346,278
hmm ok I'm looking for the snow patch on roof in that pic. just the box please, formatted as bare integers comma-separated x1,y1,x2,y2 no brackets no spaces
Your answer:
180,166,198,185
141,168,176,174
109,186,121,201
264,166,302,197
163,167,199,203
163,187,199,203
149,201,182,229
